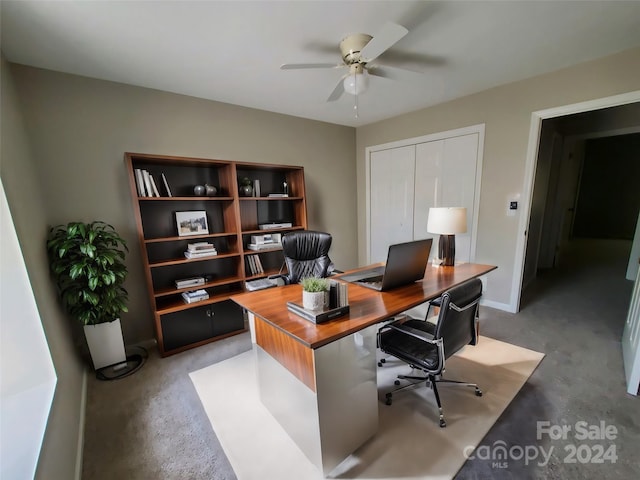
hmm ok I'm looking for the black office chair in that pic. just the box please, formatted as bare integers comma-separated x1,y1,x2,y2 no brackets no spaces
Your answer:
274,230,335,284
377,278,483,428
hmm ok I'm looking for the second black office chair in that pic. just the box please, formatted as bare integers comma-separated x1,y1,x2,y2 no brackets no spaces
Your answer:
377,278,483,427
275,230,335,284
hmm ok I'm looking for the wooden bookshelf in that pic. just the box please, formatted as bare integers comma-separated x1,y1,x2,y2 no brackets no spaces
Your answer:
125,152,308,356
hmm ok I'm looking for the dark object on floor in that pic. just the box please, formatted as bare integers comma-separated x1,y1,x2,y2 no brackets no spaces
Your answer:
95,346,148,381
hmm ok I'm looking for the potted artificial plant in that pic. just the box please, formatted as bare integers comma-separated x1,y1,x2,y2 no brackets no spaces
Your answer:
47,221,129,370
300,277,330,311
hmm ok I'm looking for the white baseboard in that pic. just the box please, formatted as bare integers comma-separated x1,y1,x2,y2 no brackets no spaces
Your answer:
75,369,88,480
480,298,514,313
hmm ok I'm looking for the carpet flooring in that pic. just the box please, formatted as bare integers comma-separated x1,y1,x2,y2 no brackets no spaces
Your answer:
190,336,544,480
82,239,639,480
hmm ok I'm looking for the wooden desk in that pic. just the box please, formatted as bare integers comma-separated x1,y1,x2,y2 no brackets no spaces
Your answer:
231,263,496,475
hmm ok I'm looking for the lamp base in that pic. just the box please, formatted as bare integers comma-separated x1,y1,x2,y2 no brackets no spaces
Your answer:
438,234,456,267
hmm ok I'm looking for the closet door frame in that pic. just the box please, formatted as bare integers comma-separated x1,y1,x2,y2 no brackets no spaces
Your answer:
365,124,485,264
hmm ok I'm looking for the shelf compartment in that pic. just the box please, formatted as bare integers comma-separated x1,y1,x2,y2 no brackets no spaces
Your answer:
156,283,244,314
150,255,241,293
146,236,238,265
148,251,240,268
139,199,236,240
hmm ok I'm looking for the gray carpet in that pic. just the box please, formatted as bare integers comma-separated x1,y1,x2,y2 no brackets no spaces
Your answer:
82,239,639,479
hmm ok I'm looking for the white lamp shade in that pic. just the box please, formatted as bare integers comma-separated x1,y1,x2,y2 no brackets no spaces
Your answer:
343,70,369,95
427,207,467,234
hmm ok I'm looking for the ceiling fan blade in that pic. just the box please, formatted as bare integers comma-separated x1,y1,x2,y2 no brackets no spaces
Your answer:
327,76,346,102
367,64,423,81
360,22,408,63
281,63,343,70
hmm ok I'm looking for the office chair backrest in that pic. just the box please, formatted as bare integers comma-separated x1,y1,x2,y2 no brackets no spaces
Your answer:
281,230,333,284
434,278,483,358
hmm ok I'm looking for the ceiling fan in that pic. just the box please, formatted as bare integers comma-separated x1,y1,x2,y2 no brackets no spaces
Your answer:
281,22,421,105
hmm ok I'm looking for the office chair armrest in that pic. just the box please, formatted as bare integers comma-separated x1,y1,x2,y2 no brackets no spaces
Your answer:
380,322,438,345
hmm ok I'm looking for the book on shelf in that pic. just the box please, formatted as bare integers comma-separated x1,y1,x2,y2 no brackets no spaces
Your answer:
141,170,154,197
175,276,205,289
286,301,349,324
181,289,209,304
258,222,292,230
184,249,218,259
134,169,146,196
149,174,161,197
187,242,215,252
161,172,172,197
247,242,282,251
253,179,260,197
246,256,257,275
254,255,264,274
267,193,289,198
250,233,281,245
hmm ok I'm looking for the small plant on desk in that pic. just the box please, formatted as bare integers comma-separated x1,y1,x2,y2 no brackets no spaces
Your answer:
300,277,329,311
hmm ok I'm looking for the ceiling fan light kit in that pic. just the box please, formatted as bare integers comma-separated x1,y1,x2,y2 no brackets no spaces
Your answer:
343,64,369,95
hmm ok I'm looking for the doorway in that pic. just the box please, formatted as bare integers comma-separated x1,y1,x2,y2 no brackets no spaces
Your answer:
513,92,640,311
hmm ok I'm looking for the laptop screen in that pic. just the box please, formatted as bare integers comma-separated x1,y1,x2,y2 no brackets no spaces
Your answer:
340,238,432,291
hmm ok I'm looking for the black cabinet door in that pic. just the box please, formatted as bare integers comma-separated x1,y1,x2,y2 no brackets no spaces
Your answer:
160,300,245,352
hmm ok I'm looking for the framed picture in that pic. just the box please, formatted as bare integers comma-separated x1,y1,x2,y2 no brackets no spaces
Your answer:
175,211,209,237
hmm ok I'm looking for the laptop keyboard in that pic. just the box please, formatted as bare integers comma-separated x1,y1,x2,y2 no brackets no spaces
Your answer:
360,275,383,284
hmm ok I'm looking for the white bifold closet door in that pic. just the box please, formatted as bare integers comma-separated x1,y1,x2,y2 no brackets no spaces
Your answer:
370,145,416,263
369,132,480,264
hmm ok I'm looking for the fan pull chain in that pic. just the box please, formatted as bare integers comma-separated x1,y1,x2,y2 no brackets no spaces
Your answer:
354,72,359,118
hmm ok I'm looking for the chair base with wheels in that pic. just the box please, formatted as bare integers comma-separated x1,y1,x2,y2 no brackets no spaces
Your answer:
384,368,483,428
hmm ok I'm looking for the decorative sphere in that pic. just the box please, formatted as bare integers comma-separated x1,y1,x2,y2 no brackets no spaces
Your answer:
193,185,205,196
205,184,217,196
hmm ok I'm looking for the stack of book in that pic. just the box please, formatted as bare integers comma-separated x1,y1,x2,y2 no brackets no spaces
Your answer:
247,236,282,251
181,289,209,304
329,280,349,308
184,242,217,259
174,276,205,289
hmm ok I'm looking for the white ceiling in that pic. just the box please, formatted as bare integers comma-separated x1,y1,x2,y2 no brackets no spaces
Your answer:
2,1,640,127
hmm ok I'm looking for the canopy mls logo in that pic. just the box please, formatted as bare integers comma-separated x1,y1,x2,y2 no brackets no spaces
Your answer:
464,420,618,469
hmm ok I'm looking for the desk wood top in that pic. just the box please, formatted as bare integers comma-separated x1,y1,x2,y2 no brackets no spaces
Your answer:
231,263,497,350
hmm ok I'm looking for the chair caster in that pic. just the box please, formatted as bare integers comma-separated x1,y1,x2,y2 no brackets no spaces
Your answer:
378,362,383,367
380,358,386,364
394,380,401,386
385,392,393,405
439,418,447,428
475,389,483,397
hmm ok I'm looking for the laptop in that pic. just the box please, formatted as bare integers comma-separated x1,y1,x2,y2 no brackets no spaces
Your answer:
341,239,433,291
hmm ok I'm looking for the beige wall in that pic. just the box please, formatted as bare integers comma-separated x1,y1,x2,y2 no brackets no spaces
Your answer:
9,64,357,345
1,56,85,480
356,47,640,308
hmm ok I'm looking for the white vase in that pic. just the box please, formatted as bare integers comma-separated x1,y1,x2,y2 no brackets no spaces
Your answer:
84,318,127,370
302,290,327,311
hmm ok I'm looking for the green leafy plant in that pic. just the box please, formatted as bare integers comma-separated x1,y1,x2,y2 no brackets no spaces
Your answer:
300,276,330,293
47,221,129,326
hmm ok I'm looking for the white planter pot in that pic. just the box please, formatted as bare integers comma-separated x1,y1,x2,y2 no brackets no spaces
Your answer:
302,290,327,311
84,318,127,370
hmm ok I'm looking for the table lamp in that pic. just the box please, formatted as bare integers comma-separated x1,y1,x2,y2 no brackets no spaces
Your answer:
427,207,467,266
